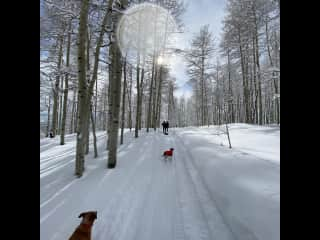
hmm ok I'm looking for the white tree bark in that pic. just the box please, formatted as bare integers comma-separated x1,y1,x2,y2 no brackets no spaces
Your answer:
46,96,51,137
90,104,98,158
75,0,90,177
60,20,72,145
107,0,128,168
51,31,64,137
120,59,127,144
135,58,141,138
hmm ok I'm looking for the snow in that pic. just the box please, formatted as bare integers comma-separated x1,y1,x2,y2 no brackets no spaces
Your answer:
174,125,280,240
41,124,279,240
273,94,280,99
181,123,280,164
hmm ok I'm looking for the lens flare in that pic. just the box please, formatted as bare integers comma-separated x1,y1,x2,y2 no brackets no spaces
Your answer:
116,3,178,68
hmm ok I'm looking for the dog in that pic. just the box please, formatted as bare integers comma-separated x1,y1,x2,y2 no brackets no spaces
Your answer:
163,148,174,160
69,211,97,240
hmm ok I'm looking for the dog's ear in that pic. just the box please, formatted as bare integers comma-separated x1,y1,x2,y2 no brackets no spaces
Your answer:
78,212,86,218
87,211,97,221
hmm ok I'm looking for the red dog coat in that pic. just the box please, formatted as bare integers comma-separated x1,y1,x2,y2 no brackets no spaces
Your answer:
163,149,174,156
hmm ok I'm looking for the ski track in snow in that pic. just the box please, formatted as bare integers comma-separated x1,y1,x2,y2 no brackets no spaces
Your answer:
40,126,279,240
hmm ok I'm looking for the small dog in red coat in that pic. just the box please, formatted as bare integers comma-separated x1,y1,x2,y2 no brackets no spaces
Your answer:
163,148,174,160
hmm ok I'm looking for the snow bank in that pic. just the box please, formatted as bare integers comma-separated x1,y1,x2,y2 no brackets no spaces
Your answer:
178,123,280,164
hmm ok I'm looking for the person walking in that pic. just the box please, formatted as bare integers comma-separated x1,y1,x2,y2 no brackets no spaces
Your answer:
161,120,166,133
165,120,169,134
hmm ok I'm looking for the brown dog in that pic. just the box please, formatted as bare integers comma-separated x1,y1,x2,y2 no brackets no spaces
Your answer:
69,211,97,240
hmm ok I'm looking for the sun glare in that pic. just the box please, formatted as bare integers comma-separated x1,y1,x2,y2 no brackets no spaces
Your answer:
157,56,164,65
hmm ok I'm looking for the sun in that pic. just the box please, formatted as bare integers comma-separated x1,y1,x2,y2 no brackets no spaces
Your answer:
157,56,164,65
116,3,178,68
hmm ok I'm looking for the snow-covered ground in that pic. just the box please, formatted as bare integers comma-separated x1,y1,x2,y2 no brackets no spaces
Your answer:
40,124,279,240
181,123,280,163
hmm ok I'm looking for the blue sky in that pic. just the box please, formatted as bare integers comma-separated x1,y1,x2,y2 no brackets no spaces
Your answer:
171,0,226,98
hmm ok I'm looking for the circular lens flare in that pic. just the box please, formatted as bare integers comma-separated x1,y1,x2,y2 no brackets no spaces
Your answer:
157,56,164,65
116,3,178,68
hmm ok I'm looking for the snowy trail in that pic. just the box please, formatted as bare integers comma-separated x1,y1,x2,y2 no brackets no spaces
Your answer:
40,126,279,240
173,128,280,240
172,131,235,240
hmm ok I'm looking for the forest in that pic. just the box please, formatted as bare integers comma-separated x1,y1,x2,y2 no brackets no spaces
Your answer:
40,0,280,177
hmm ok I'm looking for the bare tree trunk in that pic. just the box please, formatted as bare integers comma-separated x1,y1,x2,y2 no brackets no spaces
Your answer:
126,65,133,131
152,66,158,131
70,87,76,134
203,81,209,127
226,123,232,149
222,102,232,148
85,111,90,155
95,79,98,124
201,54,205,126
135,58,140,138
107,0,127,168
238,29,249,123
227,48,234,123
266,19,280,124
60,21,72,145
257,59,263,125
157,94,162,128
85,31,91,155
120,59,127,144
90,105,98,158
88,0,114,117
144,95,148,128
265,17,273,68
167,81,172,123
252,37,259,124
147,56,155,132
211,87,215,125
138,68,145,130
274,80,280,125
94,82,98,125
58,75,64,135
107,79,111,150
249,62,255,124
245,46,251,123
79,0,114,151
238,94,241,123
75,0,90,177
252,4,263,125
102,83,107,131
107,46,122,168
215,63,221,125
155,66,163,128
265,94,269,124
74,100,78,133
46,96,51,137
51,31,64,137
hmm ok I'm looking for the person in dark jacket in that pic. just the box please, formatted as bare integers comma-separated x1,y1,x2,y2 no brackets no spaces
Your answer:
165,120,169,134
161,120,166,133
49,130,54,138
